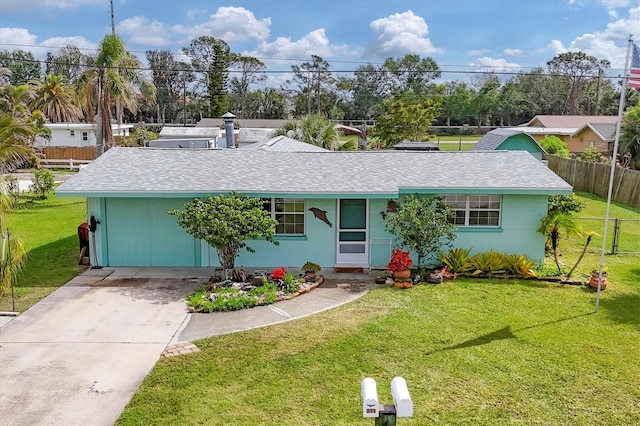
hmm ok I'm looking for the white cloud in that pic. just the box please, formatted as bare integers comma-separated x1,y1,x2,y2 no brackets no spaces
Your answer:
366,10,442,57
172,7,271,43
469,57,521,73
0,27,95,59
117,16,173,46
503,48,523,56
548,6,639,70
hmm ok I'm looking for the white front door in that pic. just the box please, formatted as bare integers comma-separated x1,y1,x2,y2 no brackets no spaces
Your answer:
336,199,368,265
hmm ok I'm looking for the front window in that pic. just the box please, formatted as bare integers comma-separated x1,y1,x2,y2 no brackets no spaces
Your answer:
263,198,305,235
82,132,88,141
442,194,501,227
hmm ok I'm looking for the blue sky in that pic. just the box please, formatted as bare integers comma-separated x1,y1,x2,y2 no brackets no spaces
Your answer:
1,0,639,87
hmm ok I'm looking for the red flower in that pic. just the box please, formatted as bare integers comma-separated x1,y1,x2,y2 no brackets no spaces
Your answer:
387,249,413,273
271,267,286,280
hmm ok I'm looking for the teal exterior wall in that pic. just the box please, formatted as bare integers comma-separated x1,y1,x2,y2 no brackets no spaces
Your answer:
89,193,548,268
498,135,544,160
450,194,548,263
97,198,199,266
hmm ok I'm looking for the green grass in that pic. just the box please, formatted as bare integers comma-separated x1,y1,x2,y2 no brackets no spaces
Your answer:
434,135,482,142
0,194,87,311
117,275,639,425
436,142,476,151
117,192,640,426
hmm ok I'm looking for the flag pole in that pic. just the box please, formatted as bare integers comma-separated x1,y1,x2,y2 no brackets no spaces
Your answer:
594,35,633,312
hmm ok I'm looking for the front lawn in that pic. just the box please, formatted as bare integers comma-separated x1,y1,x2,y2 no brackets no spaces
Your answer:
117,271,640,425
0,194,87,312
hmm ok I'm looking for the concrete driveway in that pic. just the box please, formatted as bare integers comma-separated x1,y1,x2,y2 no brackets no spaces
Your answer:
0,268,206,426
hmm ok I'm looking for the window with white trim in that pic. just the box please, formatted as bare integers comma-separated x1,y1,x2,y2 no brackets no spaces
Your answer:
442,194,502,227
262,198,305,235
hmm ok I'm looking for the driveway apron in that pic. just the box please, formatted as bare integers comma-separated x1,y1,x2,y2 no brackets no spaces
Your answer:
0,268,203,426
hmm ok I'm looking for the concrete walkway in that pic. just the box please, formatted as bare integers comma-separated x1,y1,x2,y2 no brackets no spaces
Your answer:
0,267,376,426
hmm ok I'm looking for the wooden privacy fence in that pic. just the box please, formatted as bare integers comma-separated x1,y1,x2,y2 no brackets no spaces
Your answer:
41,146,97,161
547,156,640,208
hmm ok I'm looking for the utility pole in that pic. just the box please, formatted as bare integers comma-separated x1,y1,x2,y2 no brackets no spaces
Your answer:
110,0,116,35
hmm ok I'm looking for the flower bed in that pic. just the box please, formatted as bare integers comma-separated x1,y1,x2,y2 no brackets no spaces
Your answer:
187,268,323,313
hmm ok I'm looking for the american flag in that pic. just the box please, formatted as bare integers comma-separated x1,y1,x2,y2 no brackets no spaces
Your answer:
630,43,640,89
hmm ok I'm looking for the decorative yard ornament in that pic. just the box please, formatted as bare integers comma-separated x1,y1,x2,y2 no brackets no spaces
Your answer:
308,207,332,227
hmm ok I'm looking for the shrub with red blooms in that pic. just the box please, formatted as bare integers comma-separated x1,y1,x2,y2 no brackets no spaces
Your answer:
387,249,413,273
271,267,287,281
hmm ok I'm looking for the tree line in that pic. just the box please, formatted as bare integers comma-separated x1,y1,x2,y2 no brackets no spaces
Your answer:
2,35,639,128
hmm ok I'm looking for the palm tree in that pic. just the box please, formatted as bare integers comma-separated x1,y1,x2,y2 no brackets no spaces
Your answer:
0,83,33,119
273,114,346,150
537,212,582,273
0,112,35,172
30,74,81,123
75,35,155,151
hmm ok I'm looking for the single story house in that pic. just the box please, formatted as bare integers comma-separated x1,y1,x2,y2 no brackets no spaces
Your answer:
55,148,572,270
473,128,546,160
35,122,134,148
570,123,616,154
520,115,618,155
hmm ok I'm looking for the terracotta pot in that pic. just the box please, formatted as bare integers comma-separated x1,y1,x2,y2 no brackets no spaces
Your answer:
589,273,607,290
394,281,413,289
392,268,411,281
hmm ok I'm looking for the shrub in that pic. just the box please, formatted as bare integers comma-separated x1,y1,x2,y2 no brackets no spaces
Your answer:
30,169,55,199
506,254,537,278
540,135,570,158
278,272,300,293
580,146,600,163
438,247,474,275
470,250,509,277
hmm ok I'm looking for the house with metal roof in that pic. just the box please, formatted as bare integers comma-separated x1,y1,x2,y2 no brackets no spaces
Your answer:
473,128,546,160
56,148,572,270
238,136,329,152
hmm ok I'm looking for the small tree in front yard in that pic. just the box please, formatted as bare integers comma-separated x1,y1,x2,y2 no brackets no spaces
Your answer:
384,194,457,269
168,192,279,276
540,135,570,158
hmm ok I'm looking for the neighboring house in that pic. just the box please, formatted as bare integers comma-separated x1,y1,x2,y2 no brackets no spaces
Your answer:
473,128,546,160
151,126,222,149
35,122,134,148
56,148,572,270
238,136,329,152
520,115,618,155
570,123,616,154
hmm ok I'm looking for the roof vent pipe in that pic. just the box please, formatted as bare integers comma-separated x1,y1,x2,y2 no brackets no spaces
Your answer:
222,112,236,148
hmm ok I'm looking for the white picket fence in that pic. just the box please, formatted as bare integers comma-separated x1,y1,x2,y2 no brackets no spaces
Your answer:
39,158,92,170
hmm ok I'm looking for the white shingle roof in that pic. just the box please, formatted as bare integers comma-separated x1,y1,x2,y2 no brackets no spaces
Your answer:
239,136,329,152
56,147,572,197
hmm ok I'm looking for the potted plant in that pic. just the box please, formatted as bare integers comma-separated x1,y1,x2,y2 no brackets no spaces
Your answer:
589,266,608,289
387,248,413,287
301,261,321,280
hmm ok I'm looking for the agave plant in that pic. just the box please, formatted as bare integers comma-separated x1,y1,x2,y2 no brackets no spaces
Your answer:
506,254,537,279
470,250,509,277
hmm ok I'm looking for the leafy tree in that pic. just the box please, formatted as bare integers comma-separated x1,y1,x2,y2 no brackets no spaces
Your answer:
579,146,600,163
372,98,441,148
471,73,500,127
289,55,336,116
29,168,55,199
183,36,231,118
384,194,457,269
229,55,266,118
0,50,41,85
620,105,640,170
382,54,441,99
29,74,81,123
145,50,193,124
44,46,89,82
546,52,610,115
442,82,474,126
241,88,286,119
540,135,570,158
169,193,279,274
537,212,582,272
548,194,585,216
349,64,387,120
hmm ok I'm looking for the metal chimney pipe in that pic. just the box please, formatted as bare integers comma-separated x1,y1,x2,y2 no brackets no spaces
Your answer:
221,112,236,148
